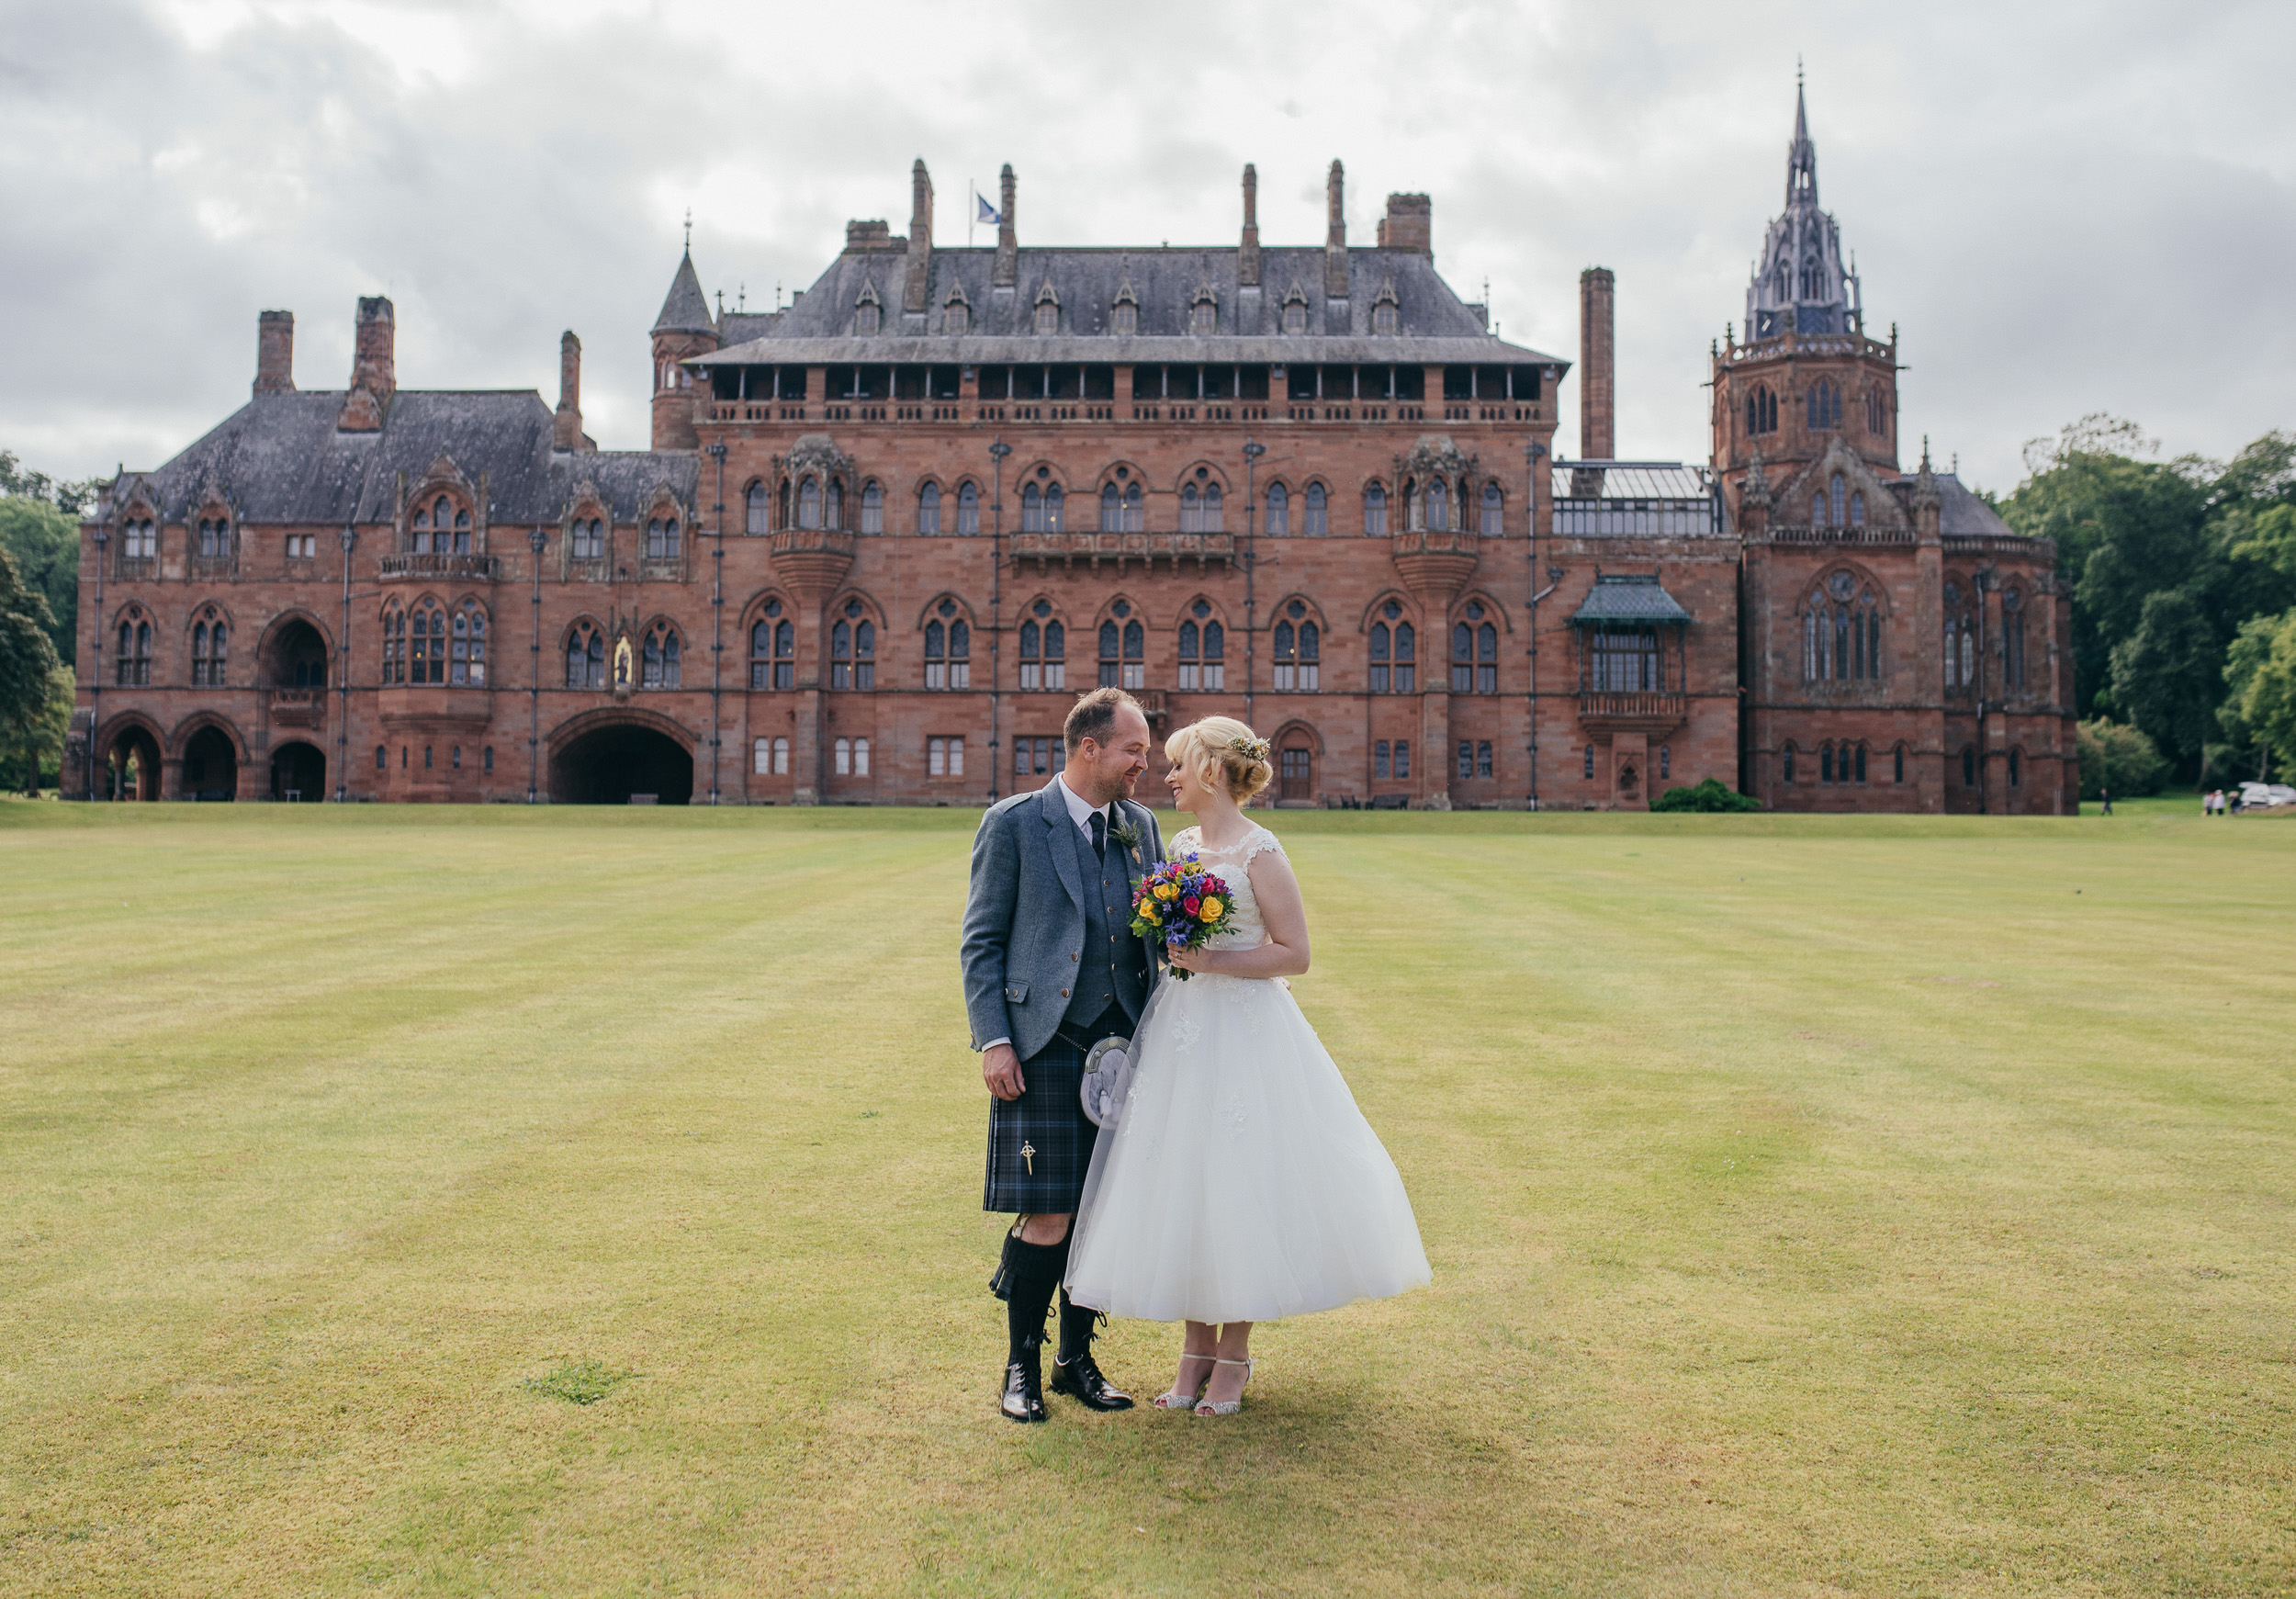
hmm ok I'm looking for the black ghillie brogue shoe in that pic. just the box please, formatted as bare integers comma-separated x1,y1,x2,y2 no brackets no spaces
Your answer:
1049,1348,1134,1412
1001,1342,1049,1424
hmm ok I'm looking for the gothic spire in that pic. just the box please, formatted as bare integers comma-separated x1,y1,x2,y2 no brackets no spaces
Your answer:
1786,75,1818,208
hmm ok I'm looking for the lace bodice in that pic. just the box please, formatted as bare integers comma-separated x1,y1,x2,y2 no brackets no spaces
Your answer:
1171,824,1286,950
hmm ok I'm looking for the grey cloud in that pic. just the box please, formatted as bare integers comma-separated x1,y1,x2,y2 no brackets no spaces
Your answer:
2,0,2290,493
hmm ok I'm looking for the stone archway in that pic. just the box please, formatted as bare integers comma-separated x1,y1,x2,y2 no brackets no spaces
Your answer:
181,726,239,801
549,720,693,805
105,723,163,801
271,741,325,802
264,616,331,687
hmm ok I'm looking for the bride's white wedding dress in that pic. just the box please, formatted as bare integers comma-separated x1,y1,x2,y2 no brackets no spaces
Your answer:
1066,823,1430,1324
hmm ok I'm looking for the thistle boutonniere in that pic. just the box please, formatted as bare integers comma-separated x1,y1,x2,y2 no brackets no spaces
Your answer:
1109,816,1143,861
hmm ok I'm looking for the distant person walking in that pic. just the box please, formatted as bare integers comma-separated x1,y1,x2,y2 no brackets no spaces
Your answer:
2100,788,2113,816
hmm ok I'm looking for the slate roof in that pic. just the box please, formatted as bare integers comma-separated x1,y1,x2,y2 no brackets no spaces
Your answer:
105,390,698,525
1929,472,2015,538
1570,573,1695,626
696,245,1566,368
654,252,716,335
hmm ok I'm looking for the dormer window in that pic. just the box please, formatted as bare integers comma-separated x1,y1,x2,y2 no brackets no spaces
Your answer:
1283,287,1310,335
942,287,969,336
411,494,471,556
1189,287,1217,336
854,280,882,337
1033,282,1060,336
1371,281,1400,335
121,517,157,560
196,514,231,558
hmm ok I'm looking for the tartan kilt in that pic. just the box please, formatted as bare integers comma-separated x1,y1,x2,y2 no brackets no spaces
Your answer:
984,1030,1105,1213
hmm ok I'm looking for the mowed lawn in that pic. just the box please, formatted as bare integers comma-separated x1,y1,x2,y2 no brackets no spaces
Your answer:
1,804,2290,1599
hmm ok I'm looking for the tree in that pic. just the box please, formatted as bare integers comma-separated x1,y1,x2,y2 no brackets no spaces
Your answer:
0,664,72,794
2109,590,2223,768
0,545,64,790
0,449,103,517
0,495,77,667
2076,718,2166,800
1652,777,1762,813
2229,609,2296,783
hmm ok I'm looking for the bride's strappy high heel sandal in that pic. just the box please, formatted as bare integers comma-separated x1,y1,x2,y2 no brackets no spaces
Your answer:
1193,1357,1254,1417
1154,1352,1216,1410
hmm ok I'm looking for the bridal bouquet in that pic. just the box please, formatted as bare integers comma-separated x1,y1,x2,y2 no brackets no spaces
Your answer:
1129,854,1236,980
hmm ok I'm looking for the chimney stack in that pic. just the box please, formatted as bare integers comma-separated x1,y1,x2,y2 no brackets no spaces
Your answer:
993,163,1018,287
253,310,295,395
1324,160,1349,298
1579,267,1615,463
904,159,935,314
337,296,396,433
1238,163,1261,287
553,331,590,452
1378,193,1433,259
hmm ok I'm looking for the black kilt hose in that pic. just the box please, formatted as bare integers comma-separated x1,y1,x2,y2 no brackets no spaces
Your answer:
984,1011,1126,1213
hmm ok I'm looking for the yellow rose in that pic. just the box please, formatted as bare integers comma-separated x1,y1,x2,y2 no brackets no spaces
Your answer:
1154,882,1178,901
1199,896,1224,918
1140,903,1161,922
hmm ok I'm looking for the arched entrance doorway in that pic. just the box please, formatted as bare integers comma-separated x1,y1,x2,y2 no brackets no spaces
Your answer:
265,617,331,686
181,726,239,801
271,741,325,802
550,721,692,805
106,724,163,801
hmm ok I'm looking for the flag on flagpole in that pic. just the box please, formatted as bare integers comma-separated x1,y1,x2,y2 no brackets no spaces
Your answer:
977,192,1001,227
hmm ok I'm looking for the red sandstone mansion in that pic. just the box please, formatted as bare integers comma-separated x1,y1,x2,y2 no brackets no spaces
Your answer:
66,90,2075,813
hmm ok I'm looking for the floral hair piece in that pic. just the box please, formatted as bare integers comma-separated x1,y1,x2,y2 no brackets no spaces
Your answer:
1230,736,1270,761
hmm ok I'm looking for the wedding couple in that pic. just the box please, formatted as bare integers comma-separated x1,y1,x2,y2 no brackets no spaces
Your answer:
960,687,1430,1422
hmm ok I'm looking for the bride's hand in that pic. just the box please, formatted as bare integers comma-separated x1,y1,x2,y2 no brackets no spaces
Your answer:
1167,943,1211,974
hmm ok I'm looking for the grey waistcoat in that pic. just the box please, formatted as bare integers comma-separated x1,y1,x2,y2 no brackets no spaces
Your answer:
1064,813,1151,1035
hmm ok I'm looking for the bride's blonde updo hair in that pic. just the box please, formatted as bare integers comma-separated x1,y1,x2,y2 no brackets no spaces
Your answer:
1165,715,1274,803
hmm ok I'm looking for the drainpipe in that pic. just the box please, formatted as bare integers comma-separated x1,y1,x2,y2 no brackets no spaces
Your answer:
988,438,1010,804
707,441,727,804
527,524,546,803
334,524,354,801
1243,439,1264,734
1525,438,1551,810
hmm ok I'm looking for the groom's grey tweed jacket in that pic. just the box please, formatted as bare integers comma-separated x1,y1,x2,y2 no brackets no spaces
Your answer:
962,782,1165,1062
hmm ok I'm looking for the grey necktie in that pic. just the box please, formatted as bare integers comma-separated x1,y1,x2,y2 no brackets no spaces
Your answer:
1089,809,1107,863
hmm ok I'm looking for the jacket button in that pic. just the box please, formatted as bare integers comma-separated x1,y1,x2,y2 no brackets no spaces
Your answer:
1061,987,1069,997
1068,952,1076,962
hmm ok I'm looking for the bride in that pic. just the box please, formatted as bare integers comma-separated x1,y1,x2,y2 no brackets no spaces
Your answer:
1065,717,1430,1417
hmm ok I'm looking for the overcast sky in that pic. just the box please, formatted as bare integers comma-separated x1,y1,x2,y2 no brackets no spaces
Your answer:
5,0,2292,495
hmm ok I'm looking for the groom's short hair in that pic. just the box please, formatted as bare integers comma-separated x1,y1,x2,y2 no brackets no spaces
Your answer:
1065,687,1142,753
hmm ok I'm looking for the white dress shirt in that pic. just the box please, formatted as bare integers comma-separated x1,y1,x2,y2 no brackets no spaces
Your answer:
982,773,1116,1054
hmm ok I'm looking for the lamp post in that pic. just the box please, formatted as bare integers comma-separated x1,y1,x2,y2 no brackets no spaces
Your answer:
706,441,727,805
88,524,107,799
1242,439,1264,730
987,437,1011,804
527,524,546,803
334,523,354,802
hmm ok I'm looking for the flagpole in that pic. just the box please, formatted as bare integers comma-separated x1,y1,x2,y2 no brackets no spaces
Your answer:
968,181,974,248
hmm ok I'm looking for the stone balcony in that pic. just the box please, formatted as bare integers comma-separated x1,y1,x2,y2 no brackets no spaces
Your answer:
267,688,327,728
1007,531,1233,571
1577,692,1688,733
380,552,500,582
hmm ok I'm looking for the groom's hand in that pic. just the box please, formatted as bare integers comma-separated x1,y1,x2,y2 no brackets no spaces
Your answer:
983,1043,1025,1101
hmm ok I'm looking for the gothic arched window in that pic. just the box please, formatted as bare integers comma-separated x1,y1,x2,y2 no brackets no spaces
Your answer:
825,479,843,530
1190,291,1216,335
1283,290,1310,335
746,481,769,535
1304,482,1328,536
1100,481,1142,533
191,607,227,686
1425,479,1450,533
642,623,681,689
646,515,681,560
917,482,941,535
379,606,404,685
1266,482,1289,537
407,599,446,684
1747,384,1778,435
570,516,604,559
411,494,472,556
1829,474,1847,525
568,621,604,689
1363,482,1388,537
748,600,793,690
450,602,487,685
956,481,981,535
797,477,822,530
1033,284,1059,335
860,480,884,535
1480,482,1503,535
829,602,875,690
2003,590,2027,689
1850,490,1865,526
924,603,972,690
1806,379,1841,431
197,515,231,560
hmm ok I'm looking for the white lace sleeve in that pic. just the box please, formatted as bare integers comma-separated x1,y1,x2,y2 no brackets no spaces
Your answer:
1241,827,1287,863
1171,826,1200,855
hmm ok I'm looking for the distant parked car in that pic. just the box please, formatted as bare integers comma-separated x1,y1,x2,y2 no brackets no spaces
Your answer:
2234,782,2295,808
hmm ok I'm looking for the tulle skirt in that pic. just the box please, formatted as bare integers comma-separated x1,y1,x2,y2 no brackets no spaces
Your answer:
1066,972,1431,1324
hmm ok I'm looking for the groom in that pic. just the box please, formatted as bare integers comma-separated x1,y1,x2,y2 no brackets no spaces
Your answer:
961,687,1165,1423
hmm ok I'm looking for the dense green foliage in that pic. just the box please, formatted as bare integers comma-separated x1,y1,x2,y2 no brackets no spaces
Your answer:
0,495,77,668
1651,775,1763,812
0,546,64,791
2001,417,2296,785
2076,716,2167,800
